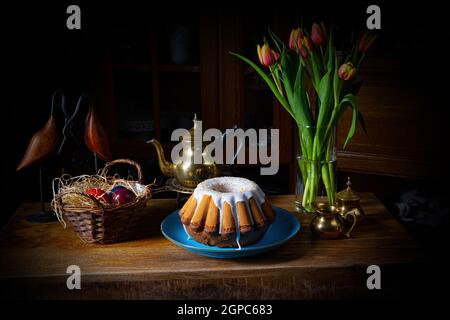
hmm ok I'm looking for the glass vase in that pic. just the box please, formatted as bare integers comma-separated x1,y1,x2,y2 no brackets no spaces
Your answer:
295,125,337,213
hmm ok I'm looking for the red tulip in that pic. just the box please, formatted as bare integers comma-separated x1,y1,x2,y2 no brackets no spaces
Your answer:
257,43,279,67
289,28,303,50
311,22,326,46
338,62,356,80
358,32,377,54
272,50,280,61
84,105,112,161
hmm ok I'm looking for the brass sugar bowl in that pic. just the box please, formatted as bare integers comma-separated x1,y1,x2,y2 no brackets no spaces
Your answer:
148,114,218,188
336,177,365,225
310,202,357,239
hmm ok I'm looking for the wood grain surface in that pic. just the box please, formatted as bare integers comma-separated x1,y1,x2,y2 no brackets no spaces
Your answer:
0,194,430,299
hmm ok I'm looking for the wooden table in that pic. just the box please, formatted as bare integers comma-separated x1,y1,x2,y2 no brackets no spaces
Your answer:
0,194,430,299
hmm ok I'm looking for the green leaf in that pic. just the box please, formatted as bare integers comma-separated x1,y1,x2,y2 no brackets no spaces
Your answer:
333,51,341,105
316,48,335,127
309,49,322,89
229,51,294,119
280,49,296,111
293,59,304,99
326,45,334,75
268,28,285,54
281,50,300,88
338,93,362,149
318,71,332,106
305,90,312,112
344,103,358,149
357,110,368,136
293,60,312,125
324,26,333,69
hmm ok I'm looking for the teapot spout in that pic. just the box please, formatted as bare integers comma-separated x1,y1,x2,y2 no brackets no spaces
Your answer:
147,139,175,177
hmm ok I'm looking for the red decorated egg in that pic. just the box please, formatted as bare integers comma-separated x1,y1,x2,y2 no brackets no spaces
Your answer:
110,186,135,205
86,188,110,205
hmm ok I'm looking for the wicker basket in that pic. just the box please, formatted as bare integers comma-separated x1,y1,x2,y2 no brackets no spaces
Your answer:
53,159,151,244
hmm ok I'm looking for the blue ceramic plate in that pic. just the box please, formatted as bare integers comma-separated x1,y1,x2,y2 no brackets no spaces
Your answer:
161,207,300,259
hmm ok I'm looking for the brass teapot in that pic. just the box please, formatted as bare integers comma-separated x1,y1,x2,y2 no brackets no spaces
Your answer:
148,115,242,188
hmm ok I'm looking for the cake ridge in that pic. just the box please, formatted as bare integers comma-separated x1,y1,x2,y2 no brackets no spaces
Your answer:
181,177,275,248
193,177,264,234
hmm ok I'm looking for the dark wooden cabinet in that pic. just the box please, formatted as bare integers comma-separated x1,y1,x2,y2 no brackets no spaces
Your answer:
337,54,432,178
97,10,433,193
99,14,219,160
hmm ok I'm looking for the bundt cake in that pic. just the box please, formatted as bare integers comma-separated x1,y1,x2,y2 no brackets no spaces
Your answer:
179,177,276,248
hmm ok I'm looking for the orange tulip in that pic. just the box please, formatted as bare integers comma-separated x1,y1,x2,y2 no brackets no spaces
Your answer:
257,43,279,67
338,62,356,80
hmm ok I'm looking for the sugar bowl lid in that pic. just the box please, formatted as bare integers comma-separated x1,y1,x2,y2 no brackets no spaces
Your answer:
336,177,360,201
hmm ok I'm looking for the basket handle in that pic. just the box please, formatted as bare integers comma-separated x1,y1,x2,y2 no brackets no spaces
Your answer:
101,159,144,183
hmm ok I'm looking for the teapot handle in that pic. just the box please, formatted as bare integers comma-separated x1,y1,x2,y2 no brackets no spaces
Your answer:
343,209,357,238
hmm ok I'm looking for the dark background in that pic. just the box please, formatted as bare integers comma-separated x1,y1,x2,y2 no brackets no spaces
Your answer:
2,0,450,295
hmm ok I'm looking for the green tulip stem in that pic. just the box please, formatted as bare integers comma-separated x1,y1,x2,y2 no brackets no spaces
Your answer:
356,53,366,70
271,67,284,97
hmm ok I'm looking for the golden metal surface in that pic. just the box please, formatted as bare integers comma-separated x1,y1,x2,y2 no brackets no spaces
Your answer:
336,177,365,225
148,114,219,188
310,202,357,239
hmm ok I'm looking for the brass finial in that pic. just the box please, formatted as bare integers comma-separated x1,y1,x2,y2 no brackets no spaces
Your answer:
346,177,352,190
192,113,199,130
337,176,359,201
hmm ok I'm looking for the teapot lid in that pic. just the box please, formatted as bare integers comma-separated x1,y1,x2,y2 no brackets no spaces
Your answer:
336,177,360,201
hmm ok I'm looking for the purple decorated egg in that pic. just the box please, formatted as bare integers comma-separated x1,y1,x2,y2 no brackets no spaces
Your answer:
110,186,135,205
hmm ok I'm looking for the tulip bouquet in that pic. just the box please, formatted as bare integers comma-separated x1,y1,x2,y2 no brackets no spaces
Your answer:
231,23,376,211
